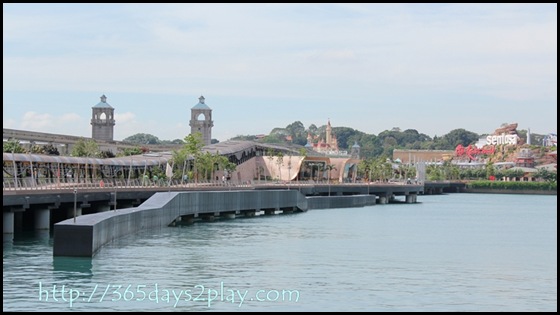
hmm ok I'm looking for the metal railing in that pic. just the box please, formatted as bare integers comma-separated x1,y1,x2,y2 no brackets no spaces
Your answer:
2,177,256,192
3,177,420,193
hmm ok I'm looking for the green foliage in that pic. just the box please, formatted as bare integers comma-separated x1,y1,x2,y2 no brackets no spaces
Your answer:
29,144,43,154
3,139,25,153
358,157,394,182
284,121,307,145
330,127,357,150
426,164,444,181
123,133,161,145
168,133,235,181
99,150,116,158
183,133,205,156
433,128,479,150
261,134,285,144
118,147,143,157
467,180,557,191
40,144,60,155
534,168,557,183
231,135,258,141
71,138,100,157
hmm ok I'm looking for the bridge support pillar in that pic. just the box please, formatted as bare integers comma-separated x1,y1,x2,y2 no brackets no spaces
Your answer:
222,212,236,219
15,212,23,230
282,207,295,214
180,215,195,224
35,209,50,230
378,196,388,204
201,214,215,222
243,210,256,217
405,195,415,204
3,212,14,234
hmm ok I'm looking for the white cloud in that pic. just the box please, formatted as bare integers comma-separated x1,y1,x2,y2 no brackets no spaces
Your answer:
114,112,136,124
21,112,55,130
16,111,88,137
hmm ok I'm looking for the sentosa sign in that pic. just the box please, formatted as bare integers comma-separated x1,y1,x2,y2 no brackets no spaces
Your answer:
486,133,518,145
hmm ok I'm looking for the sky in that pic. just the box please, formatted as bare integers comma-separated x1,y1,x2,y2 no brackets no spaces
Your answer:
3,3,557,143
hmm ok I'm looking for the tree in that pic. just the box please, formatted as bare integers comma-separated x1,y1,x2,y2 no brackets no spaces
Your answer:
118,147,143,157
261,134,284,144
331,127,358,151
285,121,307,145
265,148,275,180
275,151,284,180
286,151,293,182
215,154,237,181
179,132,205,181
485,162,496,179
325,164,336,181
435,129,480,150
307,124,318,137
534,168,557,183
298,147,308,183
123,133,161,145
99,150,115,158
70,138,100,181
3,139,25,153
29,144,43,154
358,134,382,159
41,144,60,155
325,164,337,195
71,138,100,157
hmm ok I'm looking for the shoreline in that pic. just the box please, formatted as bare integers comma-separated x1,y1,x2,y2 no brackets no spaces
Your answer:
460,188,557,195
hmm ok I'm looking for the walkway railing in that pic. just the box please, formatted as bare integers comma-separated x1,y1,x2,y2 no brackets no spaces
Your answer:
3,177,418,193
2,177,256,192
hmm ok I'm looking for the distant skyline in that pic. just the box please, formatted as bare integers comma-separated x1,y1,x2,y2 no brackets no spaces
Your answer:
3,3,557,142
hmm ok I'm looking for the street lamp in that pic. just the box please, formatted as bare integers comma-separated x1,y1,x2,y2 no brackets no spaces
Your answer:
73,188,77,223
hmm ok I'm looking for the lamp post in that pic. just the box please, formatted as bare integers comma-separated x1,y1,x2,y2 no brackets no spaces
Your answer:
73,188,77,223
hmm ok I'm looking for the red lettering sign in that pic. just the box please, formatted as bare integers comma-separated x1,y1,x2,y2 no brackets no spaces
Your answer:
455,144,495,160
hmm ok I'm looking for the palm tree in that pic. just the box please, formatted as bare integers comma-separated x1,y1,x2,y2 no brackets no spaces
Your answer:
325,164,337,196
266,148,275,181
298,147,307,184
275,151,284,181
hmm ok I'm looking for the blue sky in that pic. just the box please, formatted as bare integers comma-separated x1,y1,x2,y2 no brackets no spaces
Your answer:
3,3,557,142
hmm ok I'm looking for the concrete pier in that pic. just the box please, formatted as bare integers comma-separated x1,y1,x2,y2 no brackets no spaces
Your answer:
378,195,388,204
4,212,14,234
406,194,417,203
54,190,308,257
34,209,50,230
222,213,236,219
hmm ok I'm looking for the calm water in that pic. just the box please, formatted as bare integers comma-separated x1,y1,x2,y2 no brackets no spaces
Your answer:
3,193,557,312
